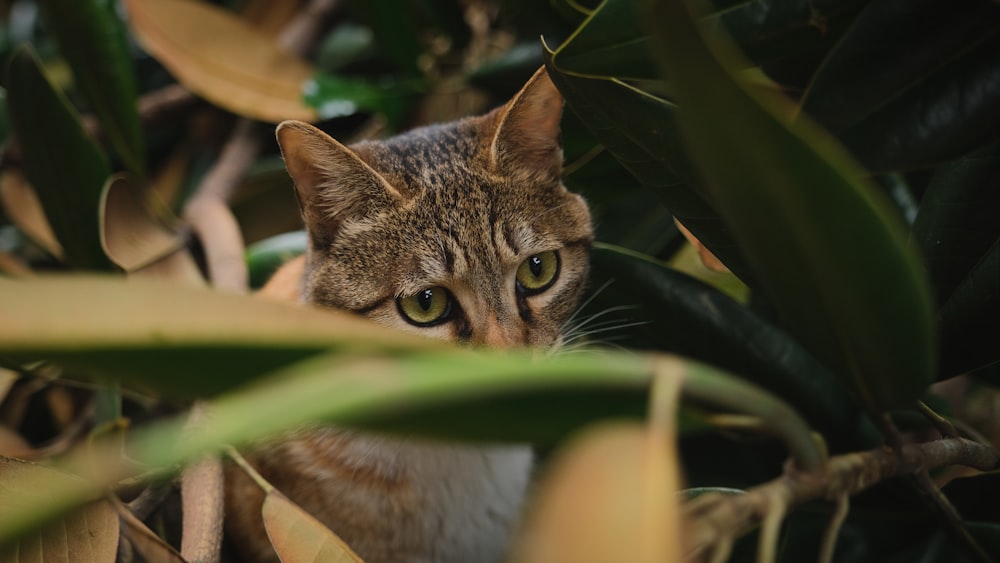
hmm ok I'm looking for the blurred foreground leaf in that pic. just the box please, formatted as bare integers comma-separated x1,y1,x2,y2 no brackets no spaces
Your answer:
0,457,119,560
643,0,936,413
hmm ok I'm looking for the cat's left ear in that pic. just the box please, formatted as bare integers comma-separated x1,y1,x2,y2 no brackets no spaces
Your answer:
276,120,402,246
489,66,564,180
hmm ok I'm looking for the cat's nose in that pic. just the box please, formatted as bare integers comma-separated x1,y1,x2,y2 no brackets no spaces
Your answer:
477,316,524,349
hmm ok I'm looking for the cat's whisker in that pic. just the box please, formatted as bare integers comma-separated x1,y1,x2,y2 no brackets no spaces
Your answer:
560,304,640,340
559,279,616,331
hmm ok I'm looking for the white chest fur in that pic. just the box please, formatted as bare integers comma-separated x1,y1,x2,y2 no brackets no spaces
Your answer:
247,428,534,563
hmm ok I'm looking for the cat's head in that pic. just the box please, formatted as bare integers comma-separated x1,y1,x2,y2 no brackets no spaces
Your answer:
276,67,593,348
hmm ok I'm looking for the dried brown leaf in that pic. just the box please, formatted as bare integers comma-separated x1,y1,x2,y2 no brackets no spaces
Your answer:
675,218,728,273
510,421,685,563
123,0,317,123
262,491,364,563
0,171,63,259
0,426,33,458
0,457,119,563
98,174,185,272
241,0,304,37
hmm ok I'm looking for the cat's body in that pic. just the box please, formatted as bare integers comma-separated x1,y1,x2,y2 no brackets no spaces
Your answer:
225,68,593,563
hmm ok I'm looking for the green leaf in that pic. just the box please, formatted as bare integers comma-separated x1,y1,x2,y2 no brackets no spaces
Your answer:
0,274,431,397
348,0,424,75
642,0,936,412
836,34,1000,172
543,57,756,282
5,45,114,271
38,0,145,177
801,0,1000,135
584,243,871,447
911,140,1000,304
937,237,1000,378
303,72,421,128
245,230,306,290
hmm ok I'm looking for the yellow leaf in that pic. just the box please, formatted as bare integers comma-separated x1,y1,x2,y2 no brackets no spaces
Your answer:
0,171,63,259
123,0,317,123
0,457,119,563
510,421,686,563
262,491,364,563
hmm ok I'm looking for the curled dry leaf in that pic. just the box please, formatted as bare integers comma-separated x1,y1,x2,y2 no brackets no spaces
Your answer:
510,421,685,563
123,0,317,123
98,173,185,272
0,171,63,259
0,456,119,563
262,490,365,563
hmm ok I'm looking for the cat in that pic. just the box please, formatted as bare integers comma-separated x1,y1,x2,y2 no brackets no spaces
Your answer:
224,67,593,563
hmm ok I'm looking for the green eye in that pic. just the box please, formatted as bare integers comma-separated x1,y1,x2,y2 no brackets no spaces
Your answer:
397,287,452,326
516,251,559,294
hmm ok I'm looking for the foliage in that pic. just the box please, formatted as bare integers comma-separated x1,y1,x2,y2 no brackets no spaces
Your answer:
0,0,999,561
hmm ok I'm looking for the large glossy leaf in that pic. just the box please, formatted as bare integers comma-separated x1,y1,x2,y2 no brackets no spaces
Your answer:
911,140,1000,304
551,0,864,81
543,58,755,282
4,46,114,271
937,237,1000,378
583,244,870,447
836,33,1000,171
123,0,317,123
642,0,936,412
801,0,1000,135
38,0,145,177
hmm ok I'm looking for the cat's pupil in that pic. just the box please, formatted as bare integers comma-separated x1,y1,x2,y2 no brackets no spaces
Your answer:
417,289,435,311
528,255,543,278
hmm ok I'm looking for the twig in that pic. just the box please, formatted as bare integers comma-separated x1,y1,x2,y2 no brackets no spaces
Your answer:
180,402,224,563
180,0,341,293
684,437,1000,560
817,494,848,563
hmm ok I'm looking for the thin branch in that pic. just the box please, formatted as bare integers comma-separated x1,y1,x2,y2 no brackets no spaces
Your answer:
180,402,224,563
180,0,341,293
684,437,1000,560
914,470,995,563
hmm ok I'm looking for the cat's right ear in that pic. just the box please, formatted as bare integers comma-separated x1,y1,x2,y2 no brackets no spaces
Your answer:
276,120,401,246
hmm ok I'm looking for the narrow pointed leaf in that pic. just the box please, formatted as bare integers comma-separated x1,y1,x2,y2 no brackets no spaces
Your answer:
38,0,145,177
263,491,364,563
643,0,936,412
5,46,114,271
